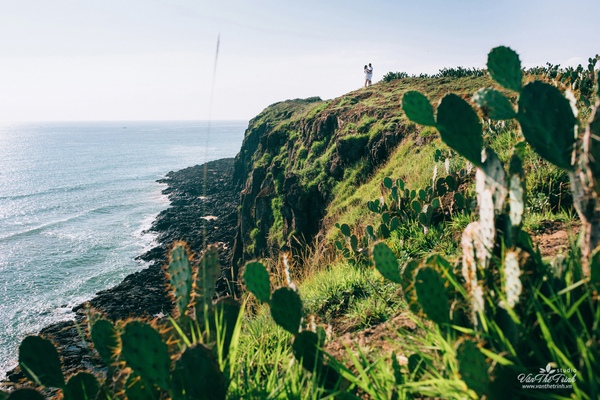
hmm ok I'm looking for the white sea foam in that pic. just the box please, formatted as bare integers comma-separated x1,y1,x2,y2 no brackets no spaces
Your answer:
0,121,245,377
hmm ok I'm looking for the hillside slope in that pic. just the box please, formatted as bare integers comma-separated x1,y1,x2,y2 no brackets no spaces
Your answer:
230,76,507,279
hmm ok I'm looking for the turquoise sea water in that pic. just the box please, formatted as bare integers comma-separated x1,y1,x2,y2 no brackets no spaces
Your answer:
0,121,245,376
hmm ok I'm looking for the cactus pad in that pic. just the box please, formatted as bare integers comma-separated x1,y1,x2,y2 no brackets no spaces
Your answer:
373,242,402,283
19,335,65,388
415,267,450,325
65,372,100,400
389,216,399,231
125,373,158,400
478,148,507,212
436,93,483,166
383,176,393,189
91,319,120,366
292,331,323,372
243,261,271,303
340,223,351,237
210,297,242,359
270,287,303,334
171,344,227,400
402,91,436,126
121,321,171,390
487,46,522,91
411,200,421,214
196,245,221,303
503,251,522,308
517,81,576,170
457,340,490,397
473,88,516,120
168,242,194,316
6,389,45,400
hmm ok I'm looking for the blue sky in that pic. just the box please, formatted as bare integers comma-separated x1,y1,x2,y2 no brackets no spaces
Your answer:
1,0,598,122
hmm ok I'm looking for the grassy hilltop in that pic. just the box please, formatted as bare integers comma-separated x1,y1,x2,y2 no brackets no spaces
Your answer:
9,48,600,400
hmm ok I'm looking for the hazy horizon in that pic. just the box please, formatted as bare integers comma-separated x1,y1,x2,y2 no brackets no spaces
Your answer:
2,0,599,123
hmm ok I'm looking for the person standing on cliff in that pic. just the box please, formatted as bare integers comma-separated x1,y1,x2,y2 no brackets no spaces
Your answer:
364,63,373,87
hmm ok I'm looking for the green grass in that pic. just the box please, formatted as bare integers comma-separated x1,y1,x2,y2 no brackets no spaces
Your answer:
300,261,405,331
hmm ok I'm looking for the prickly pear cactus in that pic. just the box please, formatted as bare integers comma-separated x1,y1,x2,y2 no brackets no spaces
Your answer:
487,46,522,91
402,91,436,126
125,373,158,400
414,267,450,325
171,344,227,400
196,245,221,318
91,319,120,366
18,335,65,388
373,242,402,283
478,148,507,213
517,81,576,171
5,389,45,400
292,331,323,372
461,222,486,323
457,340,490,397
502,250,522,309
197,245,221,301
270,287,303,334
435,94,483,166
243,261,271,303
167,242,194,316
508,143,526,233
64,372,100,400
209,297,242,359
121,321,171,390
473,88,516,120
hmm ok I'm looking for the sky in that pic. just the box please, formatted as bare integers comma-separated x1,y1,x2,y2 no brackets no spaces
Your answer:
1,0,599,122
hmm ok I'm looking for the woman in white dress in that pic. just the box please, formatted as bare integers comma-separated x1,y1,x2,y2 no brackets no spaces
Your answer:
364,63,373,87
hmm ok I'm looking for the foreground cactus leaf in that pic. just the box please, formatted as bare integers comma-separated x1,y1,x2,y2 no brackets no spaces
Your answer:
457,340,490,397
373,242,402,283
436,94,483,166
402,91,436,126
121,321,171,390
270,287,303,334
243,261,271,302
478,148,507,212
125,373,158,400
487,46,522,91
168,242,194,316
517,81,576,170
292,331,323,372
209,297,242,359
196,245,221,303
91,319,120,366
473,88,516,120
64,372,100,400
414,267,450,325
18,336,65,388
171,344,227,400
6,389,45,400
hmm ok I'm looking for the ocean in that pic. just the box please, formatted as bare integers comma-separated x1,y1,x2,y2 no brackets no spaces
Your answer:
0,120,245,376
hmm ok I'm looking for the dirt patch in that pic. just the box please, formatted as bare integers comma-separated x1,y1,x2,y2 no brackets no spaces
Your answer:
324,312,417,363
529,220,580,258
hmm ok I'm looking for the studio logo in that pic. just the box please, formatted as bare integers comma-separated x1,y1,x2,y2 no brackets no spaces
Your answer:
517,363,577,390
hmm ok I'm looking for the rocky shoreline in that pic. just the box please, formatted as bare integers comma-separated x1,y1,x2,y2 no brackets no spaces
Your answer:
4,157,240,382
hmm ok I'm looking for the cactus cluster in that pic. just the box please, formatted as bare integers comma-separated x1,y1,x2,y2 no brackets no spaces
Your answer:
334,162,472,262
370,45,600,397
13,243,240,400
372,169,470,236
242,260,341,388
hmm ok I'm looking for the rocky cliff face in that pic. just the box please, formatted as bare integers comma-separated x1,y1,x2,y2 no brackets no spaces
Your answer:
230,87,412,279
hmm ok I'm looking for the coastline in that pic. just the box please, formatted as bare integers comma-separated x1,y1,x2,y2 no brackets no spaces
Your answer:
4,157,240,381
